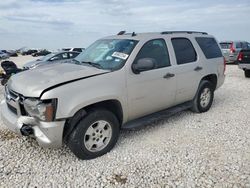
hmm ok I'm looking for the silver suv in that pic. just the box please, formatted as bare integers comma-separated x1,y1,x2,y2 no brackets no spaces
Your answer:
220,41,250,64
1,31,225,159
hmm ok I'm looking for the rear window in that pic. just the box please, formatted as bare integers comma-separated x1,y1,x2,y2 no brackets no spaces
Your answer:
220,43,231,49
196,37,222,59
171,38,197,65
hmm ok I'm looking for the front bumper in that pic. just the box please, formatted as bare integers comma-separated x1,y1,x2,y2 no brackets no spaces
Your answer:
0,99,65,148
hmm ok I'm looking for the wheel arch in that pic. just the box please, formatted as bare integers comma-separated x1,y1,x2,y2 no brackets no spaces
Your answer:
200,74,218,91
63,99,123,141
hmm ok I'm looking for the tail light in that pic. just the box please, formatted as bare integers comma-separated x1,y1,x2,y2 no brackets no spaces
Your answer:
223,57,226,74
238,52,243,61
230,43,235,53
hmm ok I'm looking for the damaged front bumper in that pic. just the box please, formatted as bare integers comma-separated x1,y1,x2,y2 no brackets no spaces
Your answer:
0,99,65,148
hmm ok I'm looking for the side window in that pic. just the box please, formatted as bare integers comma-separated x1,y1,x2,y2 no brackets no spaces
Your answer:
242,42,249,49
196,37,222,59
235,42,242,48
171,38,197,65
134,39,171,70
61,53,68,59
69,52,79,58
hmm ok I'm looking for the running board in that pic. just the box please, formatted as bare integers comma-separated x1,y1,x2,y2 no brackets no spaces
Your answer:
122,101,193,130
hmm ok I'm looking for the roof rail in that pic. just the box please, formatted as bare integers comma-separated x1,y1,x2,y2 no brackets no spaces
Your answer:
117,31,137,37
117,31,126,35
161,31,208,35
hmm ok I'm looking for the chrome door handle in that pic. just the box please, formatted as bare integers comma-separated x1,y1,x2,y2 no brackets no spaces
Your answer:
194,66,203,71
163,73,175,79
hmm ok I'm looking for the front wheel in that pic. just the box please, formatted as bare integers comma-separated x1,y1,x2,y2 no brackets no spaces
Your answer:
191,80,214,113
67,109,120,160
244,70,250,78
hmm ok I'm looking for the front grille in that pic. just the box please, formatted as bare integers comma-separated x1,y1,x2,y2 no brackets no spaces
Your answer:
7,103,17,115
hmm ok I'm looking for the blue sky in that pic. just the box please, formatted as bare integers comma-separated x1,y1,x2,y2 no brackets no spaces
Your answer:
0,0,250,50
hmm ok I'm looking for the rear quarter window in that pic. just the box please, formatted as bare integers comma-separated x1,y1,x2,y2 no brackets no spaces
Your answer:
196,37,222,59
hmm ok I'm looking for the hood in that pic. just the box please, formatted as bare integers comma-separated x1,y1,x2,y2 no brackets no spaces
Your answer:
23,59,43,68
8,63,109,97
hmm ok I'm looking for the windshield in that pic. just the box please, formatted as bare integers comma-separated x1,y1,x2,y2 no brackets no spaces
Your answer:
38,53,56,61
75,39,138,70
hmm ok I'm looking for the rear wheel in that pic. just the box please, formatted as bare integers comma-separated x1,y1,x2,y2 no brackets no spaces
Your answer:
244,70,250,78
191,80,214,113
67,109,120,160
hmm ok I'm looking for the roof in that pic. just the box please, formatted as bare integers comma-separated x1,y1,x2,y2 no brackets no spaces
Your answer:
104,31,211,41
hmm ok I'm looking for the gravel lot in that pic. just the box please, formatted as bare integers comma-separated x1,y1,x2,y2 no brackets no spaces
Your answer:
0,58,250,187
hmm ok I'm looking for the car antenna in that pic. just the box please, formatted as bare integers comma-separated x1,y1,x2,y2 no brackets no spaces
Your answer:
117,31,126,35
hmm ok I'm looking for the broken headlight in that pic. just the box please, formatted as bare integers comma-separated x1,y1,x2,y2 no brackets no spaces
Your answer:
23,98,57,122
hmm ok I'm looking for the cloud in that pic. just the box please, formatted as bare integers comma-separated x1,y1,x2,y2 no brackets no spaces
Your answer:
0,0,250,49
4,15,74,28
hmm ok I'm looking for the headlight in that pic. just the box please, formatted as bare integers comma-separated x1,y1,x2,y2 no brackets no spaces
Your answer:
23,98,57,122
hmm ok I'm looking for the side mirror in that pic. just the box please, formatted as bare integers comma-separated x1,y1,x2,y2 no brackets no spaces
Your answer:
132,58,156,74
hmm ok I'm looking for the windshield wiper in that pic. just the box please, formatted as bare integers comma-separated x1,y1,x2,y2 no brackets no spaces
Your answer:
80,61,103,69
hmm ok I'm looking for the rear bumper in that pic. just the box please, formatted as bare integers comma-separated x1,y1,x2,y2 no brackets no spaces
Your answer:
224,55,237,64
0,99,65,148
238,63,250,70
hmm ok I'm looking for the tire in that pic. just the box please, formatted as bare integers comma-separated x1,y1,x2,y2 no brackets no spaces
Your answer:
67,108,120,160
244,70,250,78
191,80,214,113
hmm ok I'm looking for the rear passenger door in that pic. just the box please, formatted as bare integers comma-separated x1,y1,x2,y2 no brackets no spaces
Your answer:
171,38,202,103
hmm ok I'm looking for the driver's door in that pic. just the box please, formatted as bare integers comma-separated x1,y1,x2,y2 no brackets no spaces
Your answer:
127,39,177,120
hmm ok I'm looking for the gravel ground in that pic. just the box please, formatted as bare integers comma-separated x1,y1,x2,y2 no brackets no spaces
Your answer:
0,62,250,187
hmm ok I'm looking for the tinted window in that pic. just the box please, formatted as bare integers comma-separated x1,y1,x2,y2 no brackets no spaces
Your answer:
241,42,249,49
220,43,231,49
134,39,171,69
235,42,242,48
171,38,197,64
69,52,79,58
196,37,222,59
73,48,83,52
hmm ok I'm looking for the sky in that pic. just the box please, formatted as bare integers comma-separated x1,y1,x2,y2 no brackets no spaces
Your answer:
0,0,250,50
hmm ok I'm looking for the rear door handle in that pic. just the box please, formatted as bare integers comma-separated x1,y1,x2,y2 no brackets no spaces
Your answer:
163,73,175,79
194,66,203,71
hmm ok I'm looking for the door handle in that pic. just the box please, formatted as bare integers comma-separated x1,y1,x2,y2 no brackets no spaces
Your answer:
194,66,203,71
163,73,175,79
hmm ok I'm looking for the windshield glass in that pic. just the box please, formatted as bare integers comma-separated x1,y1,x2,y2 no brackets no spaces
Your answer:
38,53,56,61
75,39,138,70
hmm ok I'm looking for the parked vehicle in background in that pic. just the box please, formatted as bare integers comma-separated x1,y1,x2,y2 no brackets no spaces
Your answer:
23,51,80,69
220,41,250,64
32,50,51,57
22,49,38,56
237,48,250,78
1,31,225,160
2,50,18,57
0,51,9,60
0,61,23,85
62,48,85,52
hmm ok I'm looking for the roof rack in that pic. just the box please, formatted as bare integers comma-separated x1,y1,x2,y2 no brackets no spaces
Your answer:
117,31,126,35
117,31,137,37
161,31,208,35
